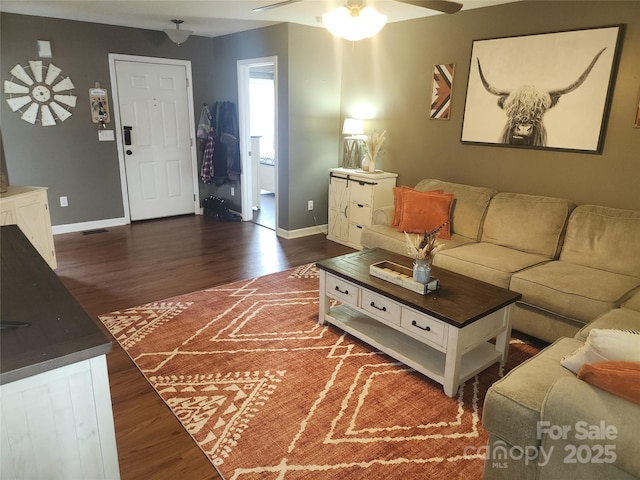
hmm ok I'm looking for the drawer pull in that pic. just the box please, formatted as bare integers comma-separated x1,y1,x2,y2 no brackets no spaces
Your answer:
335,286,349,295
411,320,431,332
370,302,387,312
357,203,364,208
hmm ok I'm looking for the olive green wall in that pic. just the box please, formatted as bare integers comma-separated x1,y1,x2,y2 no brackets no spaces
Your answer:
341,1,640,210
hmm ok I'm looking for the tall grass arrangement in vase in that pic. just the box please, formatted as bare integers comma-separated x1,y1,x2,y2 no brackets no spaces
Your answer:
363,130,386,172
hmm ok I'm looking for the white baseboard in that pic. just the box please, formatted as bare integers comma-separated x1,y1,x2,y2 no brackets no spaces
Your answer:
52,215,328,240
52,217,128,235
277,224,328,239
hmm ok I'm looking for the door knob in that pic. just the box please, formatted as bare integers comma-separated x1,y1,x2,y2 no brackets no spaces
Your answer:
126,149,133,155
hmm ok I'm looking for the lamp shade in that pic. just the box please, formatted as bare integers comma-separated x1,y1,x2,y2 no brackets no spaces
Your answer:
323,5,387,41
342,118,364,136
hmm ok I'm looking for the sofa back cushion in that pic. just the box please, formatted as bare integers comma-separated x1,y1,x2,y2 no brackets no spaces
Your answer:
481,192,575,258
413,179,496,241
560,205,640,277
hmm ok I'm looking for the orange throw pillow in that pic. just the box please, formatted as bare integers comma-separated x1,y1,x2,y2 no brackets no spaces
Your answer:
392,186,412,227
396,189,453,239
577,360,640,405
392,187,444,228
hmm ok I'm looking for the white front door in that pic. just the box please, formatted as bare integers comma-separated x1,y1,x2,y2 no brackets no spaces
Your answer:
114,60,196,221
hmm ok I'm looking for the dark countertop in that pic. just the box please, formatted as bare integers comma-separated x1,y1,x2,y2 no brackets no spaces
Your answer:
1,225,112,385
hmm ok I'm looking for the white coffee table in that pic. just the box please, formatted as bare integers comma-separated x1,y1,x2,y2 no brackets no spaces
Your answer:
317,248,522,397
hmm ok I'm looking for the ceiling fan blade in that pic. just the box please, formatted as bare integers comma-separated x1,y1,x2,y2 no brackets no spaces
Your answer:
252,0,303,13
396,0,463,14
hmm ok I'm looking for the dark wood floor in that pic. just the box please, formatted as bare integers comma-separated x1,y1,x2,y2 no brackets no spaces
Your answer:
252,191,275,230
53,215,353,480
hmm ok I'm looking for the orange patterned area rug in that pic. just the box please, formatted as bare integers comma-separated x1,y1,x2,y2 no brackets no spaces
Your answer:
99,264,538,480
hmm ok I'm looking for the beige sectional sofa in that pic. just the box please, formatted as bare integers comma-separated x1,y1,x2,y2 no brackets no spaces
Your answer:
482,291,640,480
360,179,640,343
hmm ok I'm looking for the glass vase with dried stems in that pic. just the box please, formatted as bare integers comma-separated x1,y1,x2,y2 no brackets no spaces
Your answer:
404,222,448,283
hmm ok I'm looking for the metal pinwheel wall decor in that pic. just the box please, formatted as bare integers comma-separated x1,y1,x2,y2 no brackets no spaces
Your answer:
4,60,77,126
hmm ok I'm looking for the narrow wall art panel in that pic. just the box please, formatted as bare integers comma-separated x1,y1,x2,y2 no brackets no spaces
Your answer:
430,64,454,120
634,86,640,128
460,25,624,153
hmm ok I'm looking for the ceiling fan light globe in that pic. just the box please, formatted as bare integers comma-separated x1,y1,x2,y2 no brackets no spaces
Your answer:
323,5,386,41
358,7,387,37
322,6,350,37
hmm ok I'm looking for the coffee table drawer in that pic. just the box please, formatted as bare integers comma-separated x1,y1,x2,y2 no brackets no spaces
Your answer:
326,274,360,307
400,307,447,348
362,290,401,326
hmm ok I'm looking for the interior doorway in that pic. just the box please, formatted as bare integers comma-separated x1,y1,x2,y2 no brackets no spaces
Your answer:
237,57,278,231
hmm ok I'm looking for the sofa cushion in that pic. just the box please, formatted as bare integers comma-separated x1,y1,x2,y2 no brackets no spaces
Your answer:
561,329,640,374
510,261,640,324
575,307,640,342
560,205,640,277
483,337,581,449
623,289,640,312
541,376,640,478
396,189,453,238
372,205,395,227
413,179,496,241
433,242,550,288
360,224,472,257
481,192,575,258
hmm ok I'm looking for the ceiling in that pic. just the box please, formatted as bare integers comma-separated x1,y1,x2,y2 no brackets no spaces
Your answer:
0,0,518,39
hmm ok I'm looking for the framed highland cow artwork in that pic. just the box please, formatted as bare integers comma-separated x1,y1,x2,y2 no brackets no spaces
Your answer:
460,25,624,154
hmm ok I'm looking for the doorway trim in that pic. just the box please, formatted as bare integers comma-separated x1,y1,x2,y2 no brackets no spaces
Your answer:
237,56,278,227
108,53,199,223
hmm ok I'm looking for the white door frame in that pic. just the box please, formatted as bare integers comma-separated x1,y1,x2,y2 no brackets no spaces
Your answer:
237,56,278,226
108,53,200,223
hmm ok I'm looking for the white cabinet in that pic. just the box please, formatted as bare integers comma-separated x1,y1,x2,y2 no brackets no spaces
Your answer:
1,357,120,480
0,186,56,269
327,168,397,249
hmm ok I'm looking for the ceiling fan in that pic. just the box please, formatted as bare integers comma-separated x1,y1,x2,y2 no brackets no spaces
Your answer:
252,0,464,15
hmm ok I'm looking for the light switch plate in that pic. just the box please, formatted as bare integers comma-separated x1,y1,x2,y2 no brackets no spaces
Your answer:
98,130,115,141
